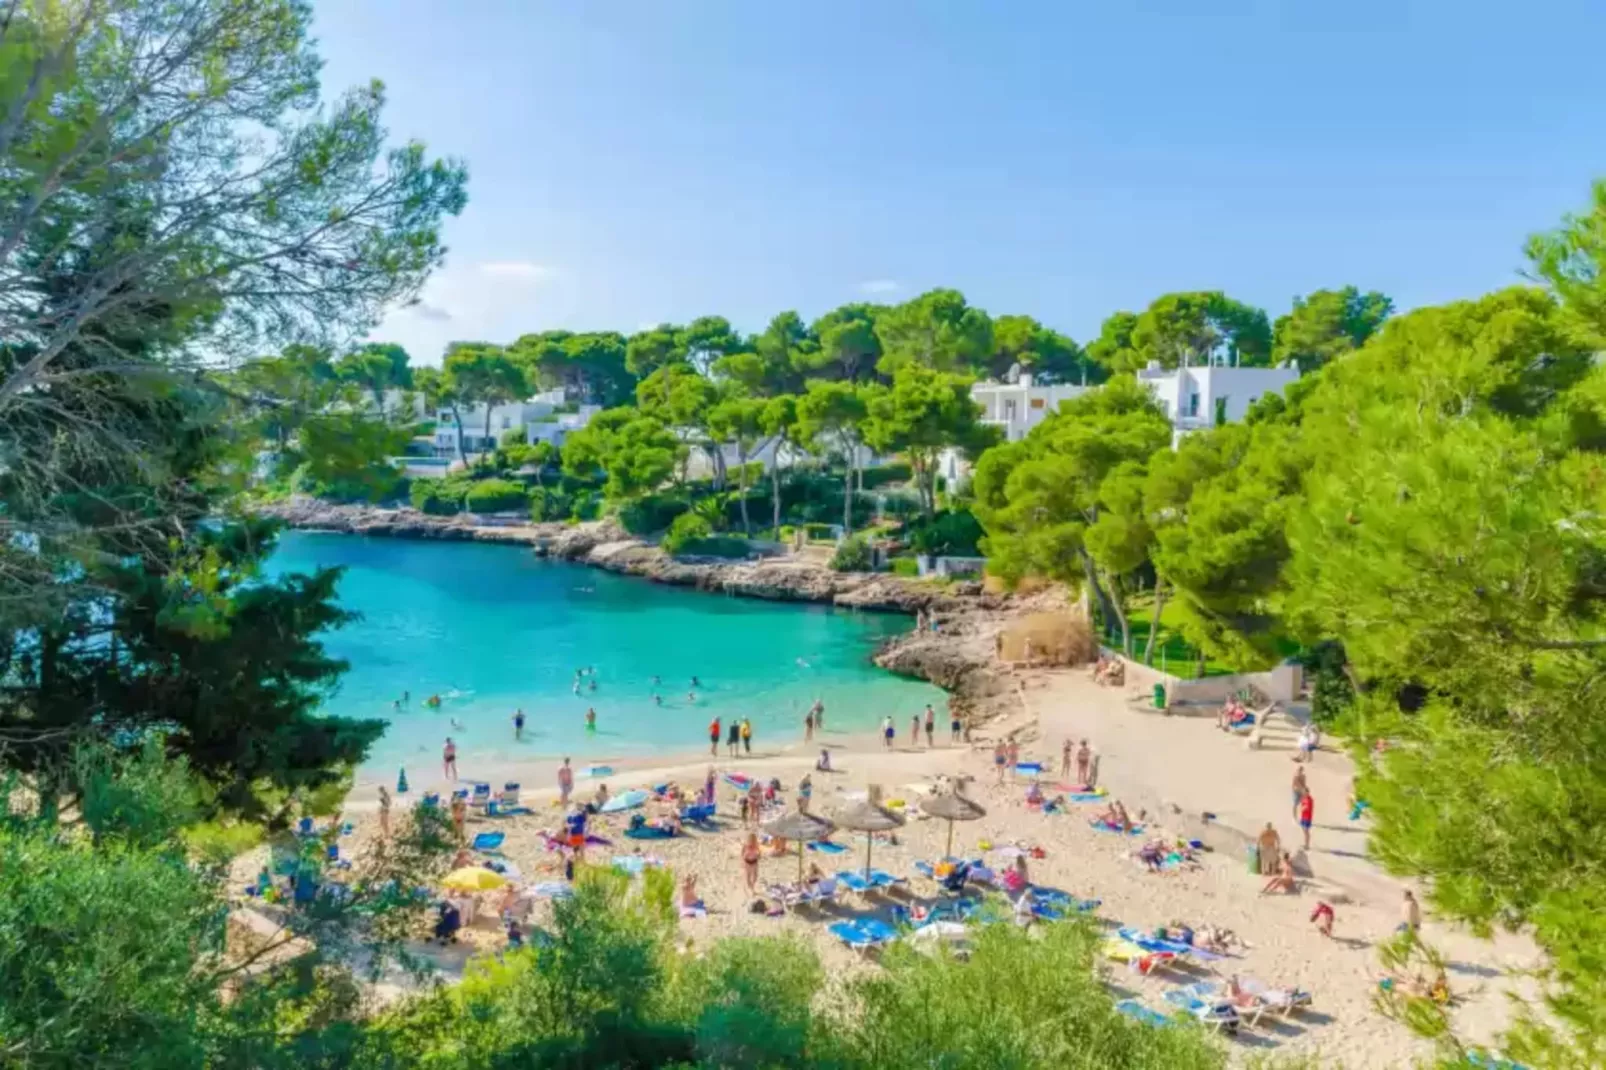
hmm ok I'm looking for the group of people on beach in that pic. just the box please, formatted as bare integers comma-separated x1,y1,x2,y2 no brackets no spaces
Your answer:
708,715,755,757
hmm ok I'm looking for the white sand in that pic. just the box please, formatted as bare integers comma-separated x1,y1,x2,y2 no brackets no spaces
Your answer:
323,668,1543,1067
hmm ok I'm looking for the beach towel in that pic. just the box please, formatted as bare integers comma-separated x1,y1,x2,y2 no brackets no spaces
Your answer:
1015,761,1044,774
583,765,614,778
679,902,707,919
1067,792,1108,803
624,825,675,840
1115,1000,1172,1028
723,773,754,791
470,831,505,852
1091,820,1146,836
807,840,848,854
529,881,573,900
600,789,649,813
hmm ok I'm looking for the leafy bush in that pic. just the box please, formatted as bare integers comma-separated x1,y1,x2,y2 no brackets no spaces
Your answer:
619,493,690,535
890,555,920,577
907,508,985,557
409,476,464,515
463,478,529,514
830,535,874,572
528,486,573,523
804,523,836,541
570,491,602,521
860,461,912,489
662,512,712,554
497,427,526,449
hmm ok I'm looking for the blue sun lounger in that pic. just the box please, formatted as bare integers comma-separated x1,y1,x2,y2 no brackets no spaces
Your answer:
867,869,907,890
471,831,506,853
835,870,874,895
1116,1000,1173,1028
828,918,897,953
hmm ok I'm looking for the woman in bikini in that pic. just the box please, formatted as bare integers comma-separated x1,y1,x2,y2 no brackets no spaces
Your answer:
740,832,761,894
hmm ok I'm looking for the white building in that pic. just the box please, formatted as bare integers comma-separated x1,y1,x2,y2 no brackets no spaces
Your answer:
1135,362,1299,445
971,374,1091,442
431,389,600,457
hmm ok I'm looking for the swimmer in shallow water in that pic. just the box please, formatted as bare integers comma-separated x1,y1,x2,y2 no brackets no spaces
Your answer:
653,694,662,706
585,707,597,730
690,675,701,687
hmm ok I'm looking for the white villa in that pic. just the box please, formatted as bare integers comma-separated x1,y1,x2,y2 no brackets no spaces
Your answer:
431,389,601,457
1135,361,1299,445
938,362,1301,483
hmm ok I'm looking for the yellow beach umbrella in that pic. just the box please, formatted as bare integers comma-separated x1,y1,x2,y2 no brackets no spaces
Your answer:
443,865,507,893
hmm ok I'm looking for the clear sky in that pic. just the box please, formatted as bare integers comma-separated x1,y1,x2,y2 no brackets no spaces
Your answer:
311,0,1606,364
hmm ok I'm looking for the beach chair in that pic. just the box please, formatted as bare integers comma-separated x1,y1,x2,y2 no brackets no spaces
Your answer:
471,831,506,853
680,802,716,826
1115,1000,1173,1028
806,840,848,855
296,817,315,837
828,918,895,954
868,869,908,892
469,782,492,810
1101,938,1181,977
834,870,874,899
1161,989,1240,1034
1239,976,1314,1017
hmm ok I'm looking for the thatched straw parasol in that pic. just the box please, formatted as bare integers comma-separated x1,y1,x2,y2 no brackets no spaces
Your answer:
919,791,987,860
763,807,837,884
831,787,907,879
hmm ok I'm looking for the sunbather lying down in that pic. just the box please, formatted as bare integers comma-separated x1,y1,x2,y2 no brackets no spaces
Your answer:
1260,851,1297,895
1094,800,1133,830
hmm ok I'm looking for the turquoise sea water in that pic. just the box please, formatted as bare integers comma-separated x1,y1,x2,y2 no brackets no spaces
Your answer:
267,532,943,773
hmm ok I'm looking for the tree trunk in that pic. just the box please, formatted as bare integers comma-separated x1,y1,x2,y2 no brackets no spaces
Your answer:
1079,548,1119,645
450,405,467,463
841,436,854,535
737,441,751,536
1143,576,1168,665
771,463,782,538
482,406,493,465
1106,575,1132,657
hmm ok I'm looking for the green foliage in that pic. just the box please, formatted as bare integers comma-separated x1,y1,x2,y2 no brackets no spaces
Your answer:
860,462,913,489
875,288,994,376
510,330,637,406
463,478,529,514
889,555,921,577
409,476,465,515
618,493,691,535
1088,292,1271,373
906,508,985,557
528,486,574,523
562,407,682,500
829,534,875,572
988,313,1103,384
1271,287,1393,371
809,303,884,382
662,513,748,558
865,364,998,514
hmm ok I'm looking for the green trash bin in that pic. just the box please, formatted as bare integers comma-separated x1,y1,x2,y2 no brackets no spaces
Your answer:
1152,683,1166,709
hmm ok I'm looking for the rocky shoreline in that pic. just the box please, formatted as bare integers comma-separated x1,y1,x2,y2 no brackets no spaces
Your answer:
255,498,1066,727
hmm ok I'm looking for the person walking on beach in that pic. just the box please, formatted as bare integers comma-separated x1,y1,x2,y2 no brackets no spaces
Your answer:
747,781,762,825
1060,738,1074,779
1005,737,1020,783
910,712,921,747
442,738,457,780
1297,790,1314,850
741,832,761,894
993,741,1008,784
804,708,815,742
377,785,392,839
513,709,525,741
1399,889,1421,934
951,709,962,744
882,715,895,750
740,718,753,755
924,704,935,747
1292,764,1308,820
1076,740,1092,787
726,719,741,758
708,717,721,757
450,793,467,840
558,757,574,807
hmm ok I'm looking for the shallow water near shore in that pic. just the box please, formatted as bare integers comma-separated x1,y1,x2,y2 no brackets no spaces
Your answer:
268,532,944,776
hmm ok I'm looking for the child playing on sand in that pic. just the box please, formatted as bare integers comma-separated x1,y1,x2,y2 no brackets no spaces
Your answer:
1311,900,1335,937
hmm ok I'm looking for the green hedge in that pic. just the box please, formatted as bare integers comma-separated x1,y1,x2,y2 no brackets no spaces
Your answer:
860,462,912,490
410,476,465,515
464,478,530,513
907,508,984,557
619,493,690,535
529,487,573,523
889,556,920,577
829,535,873,573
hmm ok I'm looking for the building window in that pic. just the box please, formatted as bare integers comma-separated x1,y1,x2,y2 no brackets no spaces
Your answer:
1030,397,1045,409
1214,396,1229,426
1187,393,1201,418
501,416,511,429
1004,399,1017,422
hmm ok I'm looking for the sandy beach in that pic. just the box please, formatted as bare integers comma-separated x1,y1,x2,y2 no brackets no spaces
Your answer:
318,665,1543,1068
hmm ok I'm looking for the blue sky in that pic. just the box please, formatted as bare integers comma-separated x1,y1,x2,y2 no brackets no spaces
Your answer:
312,1,1606,364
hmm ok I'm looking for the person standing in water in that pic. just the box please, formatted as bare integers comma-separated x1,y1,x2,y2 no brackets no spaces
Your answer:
726,718,741,758
811,699,825,731
585,707,598,731
442,738,457,780
740,717,752,755
882,715,895,750
513,708,526,741
804,708,815,742
910,712,921,747
708,716,721,757
558,757,574,807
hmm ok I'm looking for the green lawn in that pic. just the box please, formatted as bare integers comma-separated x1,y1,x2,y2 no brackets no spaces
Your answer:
1113,595,1242,678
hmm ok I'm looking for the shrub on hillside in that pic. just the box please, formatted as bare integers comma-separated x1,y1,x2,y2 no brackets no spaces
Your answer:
908,508,985,558
409,477,464,515
570,491,602,521
829,535,873,573
528,487,573,523
663,513,748,558
619,493,690,535
890,555,920,577
860,462,913,489
463,479,530,514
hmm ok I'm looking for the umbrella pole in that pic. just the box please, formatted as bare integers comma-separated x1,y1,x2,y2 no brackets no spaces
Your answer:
865,834,873,880
945,819,954,861
798,840,804,886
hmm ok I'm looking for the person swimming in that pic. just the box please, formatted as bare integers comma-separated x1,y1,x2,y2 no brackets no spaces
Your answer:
585,707,597,730
450,717,464,731
687,691,696,703
425,694,442,708
588,678,597,692
690,675,701,687
653,694,662,706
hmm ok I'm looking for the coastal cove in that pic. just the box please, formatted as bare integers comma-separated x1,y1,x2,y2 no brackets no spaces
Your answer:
268,531,947,777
